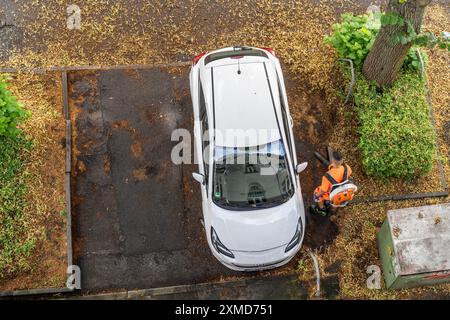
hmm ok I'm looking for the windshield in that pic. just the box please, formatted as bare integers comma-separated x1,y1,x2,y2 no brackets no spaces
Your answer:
212,140,295,210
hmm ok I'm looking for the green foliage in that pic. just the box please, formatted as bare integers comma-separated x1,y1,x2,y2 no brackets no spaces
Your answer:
403,47,428,71
324,13,377,67
381,12,450,50
325,13,428,71
0,134,36,277
380,12,405,28
391,20,417,45
414,31,450,50
353,71,435,179
0,77,30,138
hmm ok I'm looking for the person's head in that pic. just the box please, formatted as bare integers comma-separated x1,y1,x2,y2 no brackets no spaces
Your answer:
332,151,343,166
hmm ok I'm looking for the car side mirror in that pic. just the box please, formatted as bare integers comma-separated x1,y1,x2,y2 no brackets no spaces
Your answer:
296,162,308,174
192,172,205,185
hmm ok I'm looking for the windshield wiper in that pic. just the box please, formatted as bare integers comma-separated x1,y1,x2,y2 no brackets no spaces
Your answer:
253,197,289,208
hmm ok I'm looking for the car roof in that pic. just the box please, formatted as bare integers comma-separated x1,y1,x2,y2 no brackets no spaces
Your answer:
210,61,281,148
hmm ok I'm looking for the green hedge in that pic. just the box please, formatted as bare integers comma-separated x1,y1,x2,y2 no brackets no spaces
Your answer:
353,71,435,179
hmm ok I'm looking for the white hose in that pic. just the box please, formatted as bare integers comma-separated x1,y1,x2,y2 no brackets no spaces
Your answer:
416,48,425,79
308,250,321,297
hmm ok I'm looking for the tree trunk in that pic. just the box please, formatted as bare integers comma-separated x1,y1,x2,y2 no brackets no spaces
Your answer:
362,0,431,86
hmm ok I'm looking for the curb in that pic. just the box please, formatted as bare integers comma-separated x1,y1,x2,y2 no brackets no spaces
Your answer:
63,71,74,268
65,273,299,300
67,280,248,300
0,287,73,298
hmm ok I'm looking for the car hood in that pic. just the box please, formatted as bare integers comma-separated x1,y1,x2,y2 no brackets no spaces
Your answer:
210,196,301,252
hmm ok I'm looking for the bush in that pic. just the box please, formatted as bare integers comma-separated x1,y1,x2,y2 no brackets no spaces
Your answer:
325,13,427,71
0,77,30,137
324,13,376,67
353,71,435,179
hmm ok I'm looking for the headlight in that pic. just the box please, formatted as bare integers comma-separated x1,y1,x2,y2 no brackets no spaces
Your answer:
285,219,303,253
211,227,235,258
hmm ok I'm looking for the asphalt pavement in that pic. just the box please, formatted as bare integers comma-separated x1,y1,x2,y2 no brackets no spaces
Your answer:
70,67,239,291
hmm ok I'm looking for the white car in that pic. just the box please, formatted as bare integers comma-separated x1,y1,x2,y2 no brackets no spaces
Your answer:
189,46,307,271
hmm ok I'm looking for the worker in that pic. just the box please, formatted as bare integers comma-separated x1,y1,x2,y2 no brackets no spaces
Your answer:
310,151,353,217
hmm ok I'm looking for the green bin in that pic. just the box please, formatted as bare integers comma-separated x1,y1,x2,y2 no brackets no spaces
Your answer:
377,203,450,290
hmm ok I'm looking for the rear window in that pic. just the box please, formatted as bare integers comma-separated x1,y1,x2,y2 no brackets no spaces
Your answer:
205,48,268,65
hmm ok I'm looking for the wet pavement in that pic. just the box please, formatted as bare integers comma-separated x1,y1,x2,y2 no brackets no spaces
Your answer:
70,67,240,291
0,0,22,61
